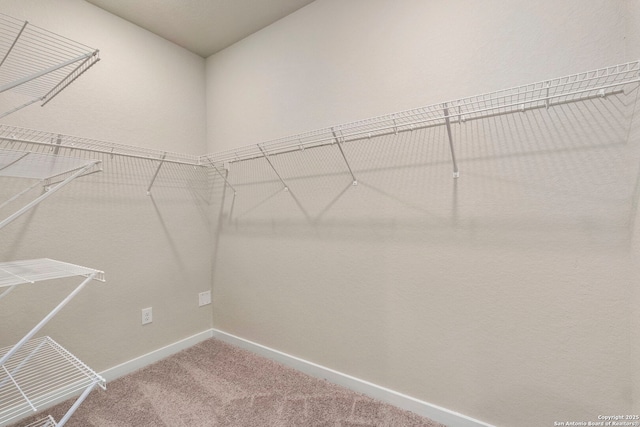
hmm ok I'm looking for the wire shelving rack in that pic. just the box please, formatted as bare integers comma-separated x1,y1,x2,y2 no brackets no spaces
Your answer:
0,259,106,427
0,12,100,119
201,59,640,184
0,148,102,230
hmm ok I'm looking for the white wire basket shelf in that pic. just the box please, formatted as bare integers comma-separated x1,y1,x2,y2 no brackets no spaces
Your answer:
0,337,105,427
202,60,640,170
0,12,100,119
0,258,105,288
0,148,101,181
0,125,201,166
0,259,105,427
21,415,56,427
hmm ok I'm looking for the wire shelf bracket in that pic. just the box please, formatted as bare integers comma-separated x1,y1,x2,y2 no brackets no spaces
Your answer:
0,259,105,427
0,13,100,118
0,149,102,231
331,128,358,186
258,144,289,192
442,103,460,179
146,152,167,196
207,159,236,195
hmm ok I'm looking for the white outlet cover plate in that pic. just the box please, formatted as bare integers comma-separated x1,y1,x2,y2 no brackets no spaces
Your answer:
199,291,211,306
142,307,152,325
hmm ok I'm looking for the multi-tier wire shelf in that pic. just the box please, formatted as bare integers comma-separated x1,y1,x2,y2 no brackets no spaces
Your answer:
0,12,100,119
0,12,105,427
0,259,106,427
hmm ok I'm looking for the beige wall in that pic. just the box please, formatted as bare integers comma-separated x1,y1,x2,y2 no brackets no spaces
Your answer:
1,1,638,426
206,1,639,426
0,0,212,374
0,0,207,155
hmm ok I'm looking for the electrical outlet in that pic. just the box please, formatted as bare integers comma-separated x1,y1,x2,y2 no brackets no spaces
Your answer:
198,291,211,307
141,307,152,325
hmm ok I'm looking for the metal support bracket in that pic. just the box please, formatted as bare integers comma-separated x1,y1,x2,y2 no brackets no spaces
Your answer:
443,103,460,179
0,161,101,230
0,285,17,301
331,128,357,186
147,153,167,196
258,144,289,191
208,159,236,195
0,152,29,172
0,53,92,94
544,81,551,109
0,20,27,69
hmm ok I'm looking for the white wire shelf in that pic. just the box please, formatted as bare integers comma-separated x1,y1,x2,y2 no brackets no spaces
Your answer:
0,12,100,118
0,125,201,166
0,148,101,181
0,336,105,427
202,59,640,167
0,149,102,231
0,258,105,289
22,415,56,427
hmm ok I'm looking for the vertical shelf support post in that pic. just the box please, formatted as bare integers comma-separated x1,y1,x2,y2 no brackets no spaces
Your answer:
147,153,167,196
331,128,358,186
207,159,236,195
0,20,27,68
442,103,460,179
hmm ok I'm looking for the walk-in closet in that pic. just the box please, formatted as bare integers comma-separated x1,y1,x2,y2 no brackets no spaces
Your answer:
1,1,639,426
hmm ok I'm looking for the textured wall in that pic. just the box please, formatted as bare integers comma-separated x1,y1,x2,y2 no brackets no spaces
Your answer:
0,0,212,375
205,1,638,426
0,0,207,155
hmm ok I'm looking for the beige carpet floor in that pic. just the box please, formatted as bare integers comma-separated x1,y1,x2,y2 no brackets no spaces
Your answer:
14,338,445,426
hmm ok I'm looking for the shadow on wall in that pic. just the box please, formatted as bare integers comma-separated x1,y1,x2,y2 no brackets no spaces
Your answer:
212,87,640,253
0,149,214,350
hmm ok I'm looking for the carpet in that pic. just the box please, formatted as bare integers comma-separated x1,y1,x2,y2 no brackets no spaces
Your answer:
13,338,446,426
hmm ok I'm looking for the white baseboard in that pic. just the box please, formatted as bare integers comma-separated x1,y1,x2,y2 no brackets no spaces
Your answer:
211,328,494,427
100,329,214,382
97,328,493,427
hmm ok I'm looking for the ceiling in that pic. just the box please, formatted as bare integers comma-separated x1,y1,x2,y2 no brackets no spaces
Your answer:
84,0,315,57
